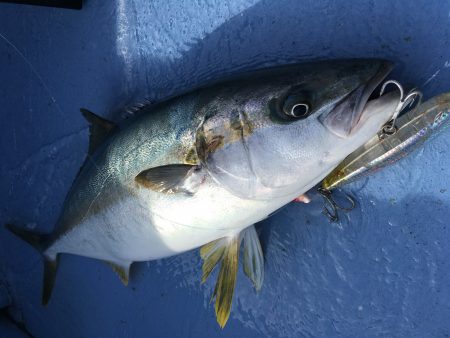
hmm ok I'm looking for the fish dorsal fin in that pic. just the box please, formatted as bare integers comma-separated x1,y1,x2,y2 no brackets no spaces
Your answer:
242,225,264,291
135,164,204,195
200,235,241,328
80,108,117,155
124,99,153,117
105,261,131,285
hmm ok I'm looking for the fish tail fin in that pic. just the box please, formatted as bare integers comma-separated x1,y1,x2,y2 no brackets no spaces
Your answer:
200,225,264,328
41,257,59,305
5,224,58,305
5,223,47,251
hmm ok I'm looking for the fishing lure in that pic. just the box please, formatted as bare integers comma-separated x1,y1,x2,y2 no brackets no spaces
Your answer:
320,90,450,221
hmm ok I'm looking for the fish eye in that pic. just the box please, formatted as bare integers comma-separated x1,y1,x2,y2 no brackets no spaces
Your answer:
285,102,310,118
268,89,314,123
282,94,312,119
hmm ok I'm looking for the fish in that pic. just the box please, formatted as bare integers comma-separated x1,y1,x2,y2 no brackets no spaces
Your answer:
322,92,450,191
6,59,400,328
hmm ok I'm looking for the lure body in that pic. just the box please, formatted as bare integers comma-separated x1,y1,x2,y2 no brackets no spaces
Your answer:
322,93,450,190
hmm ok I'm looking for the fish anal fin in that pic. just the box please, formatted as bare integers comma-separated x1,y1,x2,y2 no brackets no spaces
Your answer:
200,235,241,328
135,164,204,195
80,108,117,155
105,261,131,286
242,225,264,291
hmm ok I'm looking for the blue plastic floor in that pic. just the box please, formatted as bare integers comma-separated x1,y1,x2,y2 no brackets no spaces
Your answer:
1,1,450,337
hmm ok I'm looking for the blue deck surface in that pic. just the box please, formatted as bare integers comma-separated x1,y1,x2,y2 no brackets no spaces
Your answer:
1,1,450,337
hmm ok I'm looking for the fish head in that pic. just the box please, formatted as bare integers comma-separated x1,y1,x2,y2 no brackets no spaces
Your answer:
196,59,398,200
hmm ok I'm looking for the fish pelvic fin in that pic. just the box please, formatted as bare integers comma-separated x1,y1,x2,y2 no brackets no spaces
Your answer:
213,236,240,329
200,225,265,328
200,235,240,328
5,224,58,305
200,238,227,283
242,225,264,291
105,261,131,286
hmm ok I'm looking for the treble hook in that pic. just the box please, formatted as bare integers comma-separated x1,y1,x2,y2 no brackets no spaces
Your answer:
379,80,423,137
318,187,356,223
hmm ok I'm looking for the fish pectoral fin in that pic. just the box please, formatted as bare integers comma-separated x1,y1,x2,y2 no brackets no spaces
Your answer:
105,261,131,286
80,108,117,155
135,164,204,195
242,225,264,291
200,235,241,328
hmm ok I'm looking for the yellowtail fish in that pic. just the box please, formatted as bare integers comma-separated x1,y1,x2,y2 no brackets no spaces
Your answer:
6,60,400,328
322,92,450,192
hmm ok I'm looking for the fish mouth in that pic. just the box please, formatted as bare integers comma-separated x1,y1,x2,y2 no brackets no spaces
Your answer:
321,60,394,138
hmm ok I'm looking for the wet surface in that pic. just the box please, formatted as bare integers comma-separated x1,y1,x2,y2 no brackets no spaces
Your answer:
1,0,450,337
